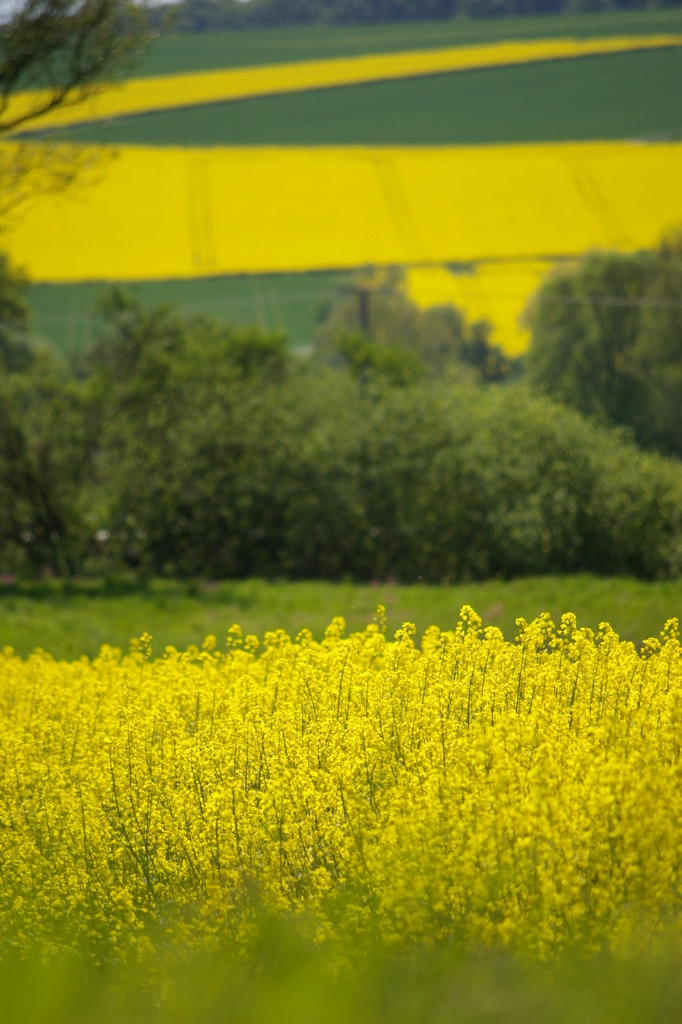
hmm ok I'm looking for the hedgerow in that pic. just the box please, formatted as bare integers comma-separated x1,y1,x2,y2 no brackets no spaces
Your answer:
2,298,682,580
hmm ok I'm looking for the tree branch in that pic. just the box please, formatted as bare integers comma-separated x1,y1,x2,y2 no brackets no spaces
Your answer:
0,0,150,134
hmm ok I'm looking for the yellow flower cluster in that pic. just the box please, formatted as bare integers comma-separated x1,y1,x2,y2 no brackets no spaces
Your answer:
5,35,680,134
1,608,680,962
3,141,681,288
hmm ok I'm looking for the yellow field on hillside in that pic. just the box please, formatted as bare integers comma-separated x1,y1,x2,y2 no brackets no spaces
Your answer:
405,262,556,357
6,34,681,133
4,141,681,297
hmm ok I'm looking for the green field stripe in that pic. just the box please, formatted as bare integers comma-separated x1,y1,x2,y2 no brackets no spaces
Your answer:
139,9,682,78
61,48,682,147
28,272,355,357
2,574,682,659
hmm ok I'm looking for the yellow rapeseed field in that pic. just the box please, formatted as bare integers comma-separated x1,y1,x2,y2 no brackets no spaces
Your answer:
404,262,555,357
4,141,682,286
1,608,680,963
5,35,681,133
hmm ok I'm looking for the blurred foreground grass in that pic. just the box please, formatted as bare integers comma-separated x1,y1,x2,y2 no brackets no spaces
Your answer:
3,919,682,1024
1,574,680,659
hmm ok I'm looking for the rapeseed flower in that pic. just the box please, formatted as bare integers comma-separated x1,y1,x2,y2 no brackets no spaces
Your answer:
0,609,680,964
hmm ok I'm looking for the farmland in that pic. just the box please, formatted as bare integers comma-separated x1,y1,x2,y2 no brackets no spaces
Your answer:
5,7,681,355
1,601,681,1021
3,10,682,1019
10,34,681,132
5,140,681,357
135,8,682,76
28,271,352,356
7,141,682,279
58,48,682,147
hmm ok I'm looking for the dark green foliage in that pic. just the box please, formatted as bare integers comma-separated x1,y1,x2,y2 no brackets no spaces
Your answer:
0,253,34,373
526,231,682,458
102,364,682,580
0,259,86,575
3,286,682,581
0,366,98,575
333,332,425,387
79,290,300,576
316,273,514,382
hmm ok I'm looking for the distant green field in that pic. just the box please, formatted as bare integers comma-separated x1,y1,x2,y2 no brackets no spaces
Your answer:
139,9,682,77
64,48,682,147
2,574,680,661
28,271,353,356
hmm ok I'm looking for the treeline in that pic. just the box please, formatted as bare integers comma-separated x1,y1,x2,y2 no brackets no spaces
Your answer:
526,230,682,460
2,255,682,582
157,0,682,33
313,234,682,462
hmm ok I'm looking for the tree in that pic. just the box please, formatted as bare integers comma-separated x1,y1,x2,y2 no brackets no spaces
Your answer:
526,233,682,459
0,0,149,135
0,350,97,576
0,251,34,372
316,269,514,382
0,2,151,218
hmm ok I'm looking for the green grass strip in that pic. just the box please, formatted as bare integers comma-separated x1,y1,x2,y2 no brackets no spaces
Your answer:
28,272,353,356
2,574,680,660
62,49,682,147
